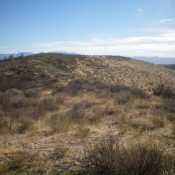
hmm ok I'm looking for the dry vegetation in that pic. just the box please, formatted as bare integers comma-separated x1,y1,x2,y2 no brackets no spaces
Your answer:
0,54,175,175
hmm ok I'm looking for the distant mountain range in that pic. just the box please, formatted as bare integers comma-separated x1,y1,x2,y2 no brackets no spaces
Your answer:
48,51,79,55
0,52,175,64
0,51,79,60
0,52,33,59
133,56,175,64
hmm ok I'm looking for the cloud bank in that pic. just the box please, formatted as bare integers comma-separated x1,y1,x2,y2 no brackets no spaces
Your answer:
34,29,175,57
160,18,174,24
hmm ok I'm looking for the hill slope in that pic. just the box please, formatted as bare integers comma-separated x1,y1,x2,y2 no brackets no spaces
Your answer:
163,64,175,70
0,53,175,174
0,53,175,93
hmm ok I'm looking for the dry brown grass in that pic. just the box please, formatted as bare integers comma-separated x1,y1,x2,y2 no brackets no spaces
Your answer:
172,125,175,139
0,151,30,174
51,144,69,160
75,126,92,138
46,113,70,134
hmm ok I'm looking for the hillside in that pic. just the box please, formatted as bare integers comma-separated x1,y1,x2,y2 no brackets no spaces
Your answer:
1,53,175,93
0,53,175,175
163,64,175,70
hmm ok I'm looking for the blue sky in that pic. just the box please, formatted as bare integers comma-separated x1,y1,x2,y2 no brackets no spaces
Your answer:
0,0,175,57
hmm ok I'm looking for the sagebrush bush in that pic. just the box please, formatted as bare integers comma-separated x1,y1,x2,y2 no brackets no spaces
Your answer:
163,98,175,113
67,100,92,123
66,79,107,95
154,85,175,98
24,88,39,98
116,91,133,104
129,88,149,98
103,107,115,115
79,135,174,175
129,120,154,131
163,153,175,175
152,99,175,118
16,117,34,134
59,79,149,99
39,96,62,112
0,90,26,111
31,106,45,120
4,88,24,97
51,144,69,160
9,95,28,109
151,116,165,129
166,114,175,123
172,125,175,139
1,88,40,110
81,135,121,175
109,85,149,99
85,107,103,124
0,117,8,133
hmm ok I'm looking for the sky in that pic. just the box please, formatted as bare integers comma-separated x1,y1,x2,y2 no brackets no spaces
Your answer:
0,0,175,57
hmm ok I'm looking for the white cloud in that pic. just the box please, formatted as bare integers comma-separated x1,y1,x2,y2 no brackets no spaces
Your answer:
136,8,144,17
160,18,174,24
34,29,175,57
